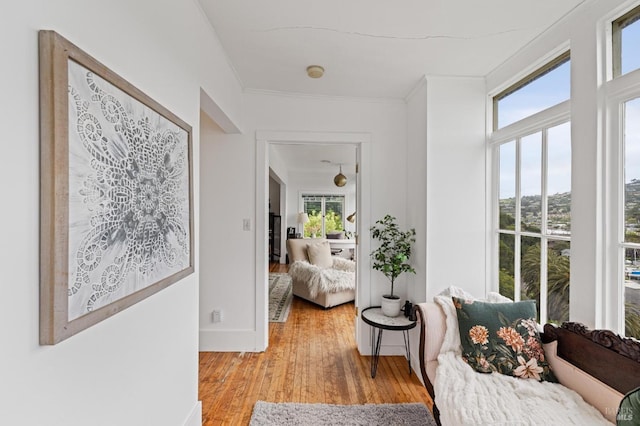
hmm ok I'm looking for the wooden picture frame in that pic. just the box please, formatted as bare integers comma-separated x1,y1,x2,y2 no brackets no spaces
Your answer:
39,30,194,344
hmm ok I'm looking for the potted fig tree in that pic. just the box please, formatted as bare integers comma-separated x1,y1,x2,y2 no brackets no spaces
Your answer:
370,215,416,317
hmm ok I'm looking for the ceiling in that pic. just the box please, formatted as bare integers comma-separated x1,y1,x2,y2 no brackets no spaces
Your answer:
198,0,584,99
270,143,357,176
200,1,584,175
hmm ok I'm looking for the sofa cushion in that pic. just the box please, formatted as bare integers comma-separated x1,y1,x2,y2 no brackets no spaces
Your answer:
307,241,333,268
418,302,446,363
326,231,345,239
453,297,557,382
544,340,622,423
287,239,311,263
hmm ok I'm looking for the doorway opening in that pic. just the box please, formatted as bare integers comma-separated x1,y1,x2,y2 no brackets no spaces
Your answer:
255,131,371,352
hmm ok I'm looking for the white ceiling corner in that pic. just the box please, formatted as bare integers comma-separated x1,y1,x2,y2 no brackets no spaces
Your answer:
198,0,585,100
199,0,585,172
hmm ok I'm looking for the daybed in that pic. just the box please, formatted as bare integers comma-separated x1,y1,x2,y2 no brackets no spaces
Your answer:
414,289,640,425
286,238,355,308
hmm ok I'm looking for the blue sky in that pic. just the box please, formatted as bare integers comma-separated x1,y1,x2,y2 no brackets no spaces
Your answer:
498,61,570,129
625,97,640,184
622,20,640,76
500,18,640,199
499,122,571,200
623,22,640,185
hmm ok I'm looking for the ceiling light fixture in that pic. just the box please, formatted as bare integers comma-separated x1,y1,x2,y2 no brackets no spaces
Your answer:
334,164,347,187
306,65,325,79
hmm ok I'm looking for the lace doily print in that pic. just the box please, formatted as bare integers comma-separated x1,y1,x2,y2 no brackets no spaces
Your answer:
66,60,190,321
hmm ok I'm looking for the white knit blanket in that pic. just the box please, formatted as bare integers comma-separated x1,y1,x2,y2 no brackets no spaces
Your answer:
288,258,355,298
433,290,610,426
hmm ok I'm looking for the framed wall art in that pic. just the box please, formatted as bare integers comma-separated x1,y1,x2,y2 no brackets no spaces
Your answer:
39,30,194,344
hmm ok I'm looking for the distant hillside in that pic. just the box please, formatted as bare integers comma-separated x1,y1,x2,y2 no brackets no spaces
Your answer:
499,192,570,232
499,179,640,233
627,179,640,226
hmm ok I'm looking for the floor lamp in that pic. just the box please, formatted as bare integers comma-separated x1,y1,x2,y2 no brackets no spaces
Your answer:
298,212,309,238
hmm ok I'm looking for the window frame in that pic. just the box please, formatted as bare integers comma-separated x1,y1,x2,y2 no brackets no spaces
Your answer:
492,118,571,324
612,4,640,78
489,51,572,324
605,80,640,335
603,2,640,338
493,51,571,131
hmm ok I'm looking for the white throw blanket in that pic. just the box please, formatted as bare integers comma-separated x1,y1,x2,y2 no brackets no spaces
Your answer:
288,258,355,298
433,290,610,426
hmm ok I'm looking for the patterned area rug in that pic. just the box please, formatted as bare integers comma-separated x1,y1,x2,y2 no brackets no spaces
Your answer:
269,273,293,322
250,401,435,425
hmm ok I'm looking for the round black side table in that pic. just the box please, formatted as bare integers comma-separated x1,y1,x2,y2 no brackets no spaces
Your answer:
361,306,417,378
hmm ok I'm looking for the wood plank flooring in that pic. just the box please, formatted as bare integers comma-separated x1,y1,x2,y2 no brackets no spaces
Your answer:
198,262,432,425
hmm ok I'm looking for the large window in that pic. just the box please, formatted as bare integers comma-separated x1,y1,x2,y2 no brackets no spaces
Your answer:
622,97,640,339
613,4,640,77
493,53,571,324
612,5,640,340
302,195,344,238
497,123,571,323
493,52,570,129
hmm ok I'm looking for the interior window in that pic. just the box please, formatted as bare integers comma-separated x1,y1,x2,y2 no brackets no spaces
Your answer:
302,194,345,238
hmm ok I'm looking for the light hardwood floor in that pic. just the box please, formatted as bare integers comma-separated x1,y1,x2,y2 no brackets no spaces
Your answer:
198,262,432,425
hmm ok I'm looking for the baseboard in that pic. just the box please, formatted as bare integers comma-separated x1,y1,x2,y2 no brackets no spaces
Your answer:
200,329,261,352
375,345,410,356
183,401,202,426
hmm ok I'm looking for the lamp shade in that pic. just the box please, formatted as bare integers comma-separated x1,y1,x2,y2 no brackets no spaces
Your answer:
298,212,310,224
347,212,356,223
334,164,347,187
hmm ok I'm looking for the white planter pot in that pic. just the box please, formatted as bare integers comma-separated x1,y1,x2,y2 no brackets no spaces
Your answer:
381,295,401,317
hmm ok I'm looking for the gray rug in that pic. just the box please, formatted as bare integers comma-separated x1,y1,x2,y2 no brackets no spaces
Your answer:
250,401,435,425
269,273,293,322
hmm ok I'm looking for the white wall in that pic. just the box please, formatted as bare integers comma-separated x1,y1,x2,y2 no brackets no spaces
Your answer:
406,79,429,304
406,76,487,304
0,0,242,424
269,176,281,215
268,144,290,187
406,76,486,374
268,147,289,262
199,91,410,351
485,0,633,329
424,77,488,300
199,111,255,351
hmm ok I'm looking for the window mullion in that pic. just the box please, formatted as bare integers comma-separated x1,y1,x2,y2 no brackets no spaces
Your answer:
619,102,627,333
539,129,549,323
515,138,522,301
541,129,549,236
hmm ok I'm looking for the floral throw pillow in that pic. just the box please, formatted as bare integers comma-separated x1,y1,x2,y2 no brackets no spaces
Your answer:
452,296,557,382
617,386,640,425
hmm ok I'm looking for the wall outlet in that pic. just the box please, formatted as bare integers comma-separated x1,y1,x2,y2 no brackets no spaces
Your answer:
243,218,251,231
212,309,222,323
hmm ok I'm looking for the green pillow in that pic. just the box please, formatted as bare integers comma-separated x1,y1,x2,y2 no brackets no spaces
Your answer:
617,386,640,425
452,296,557,382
